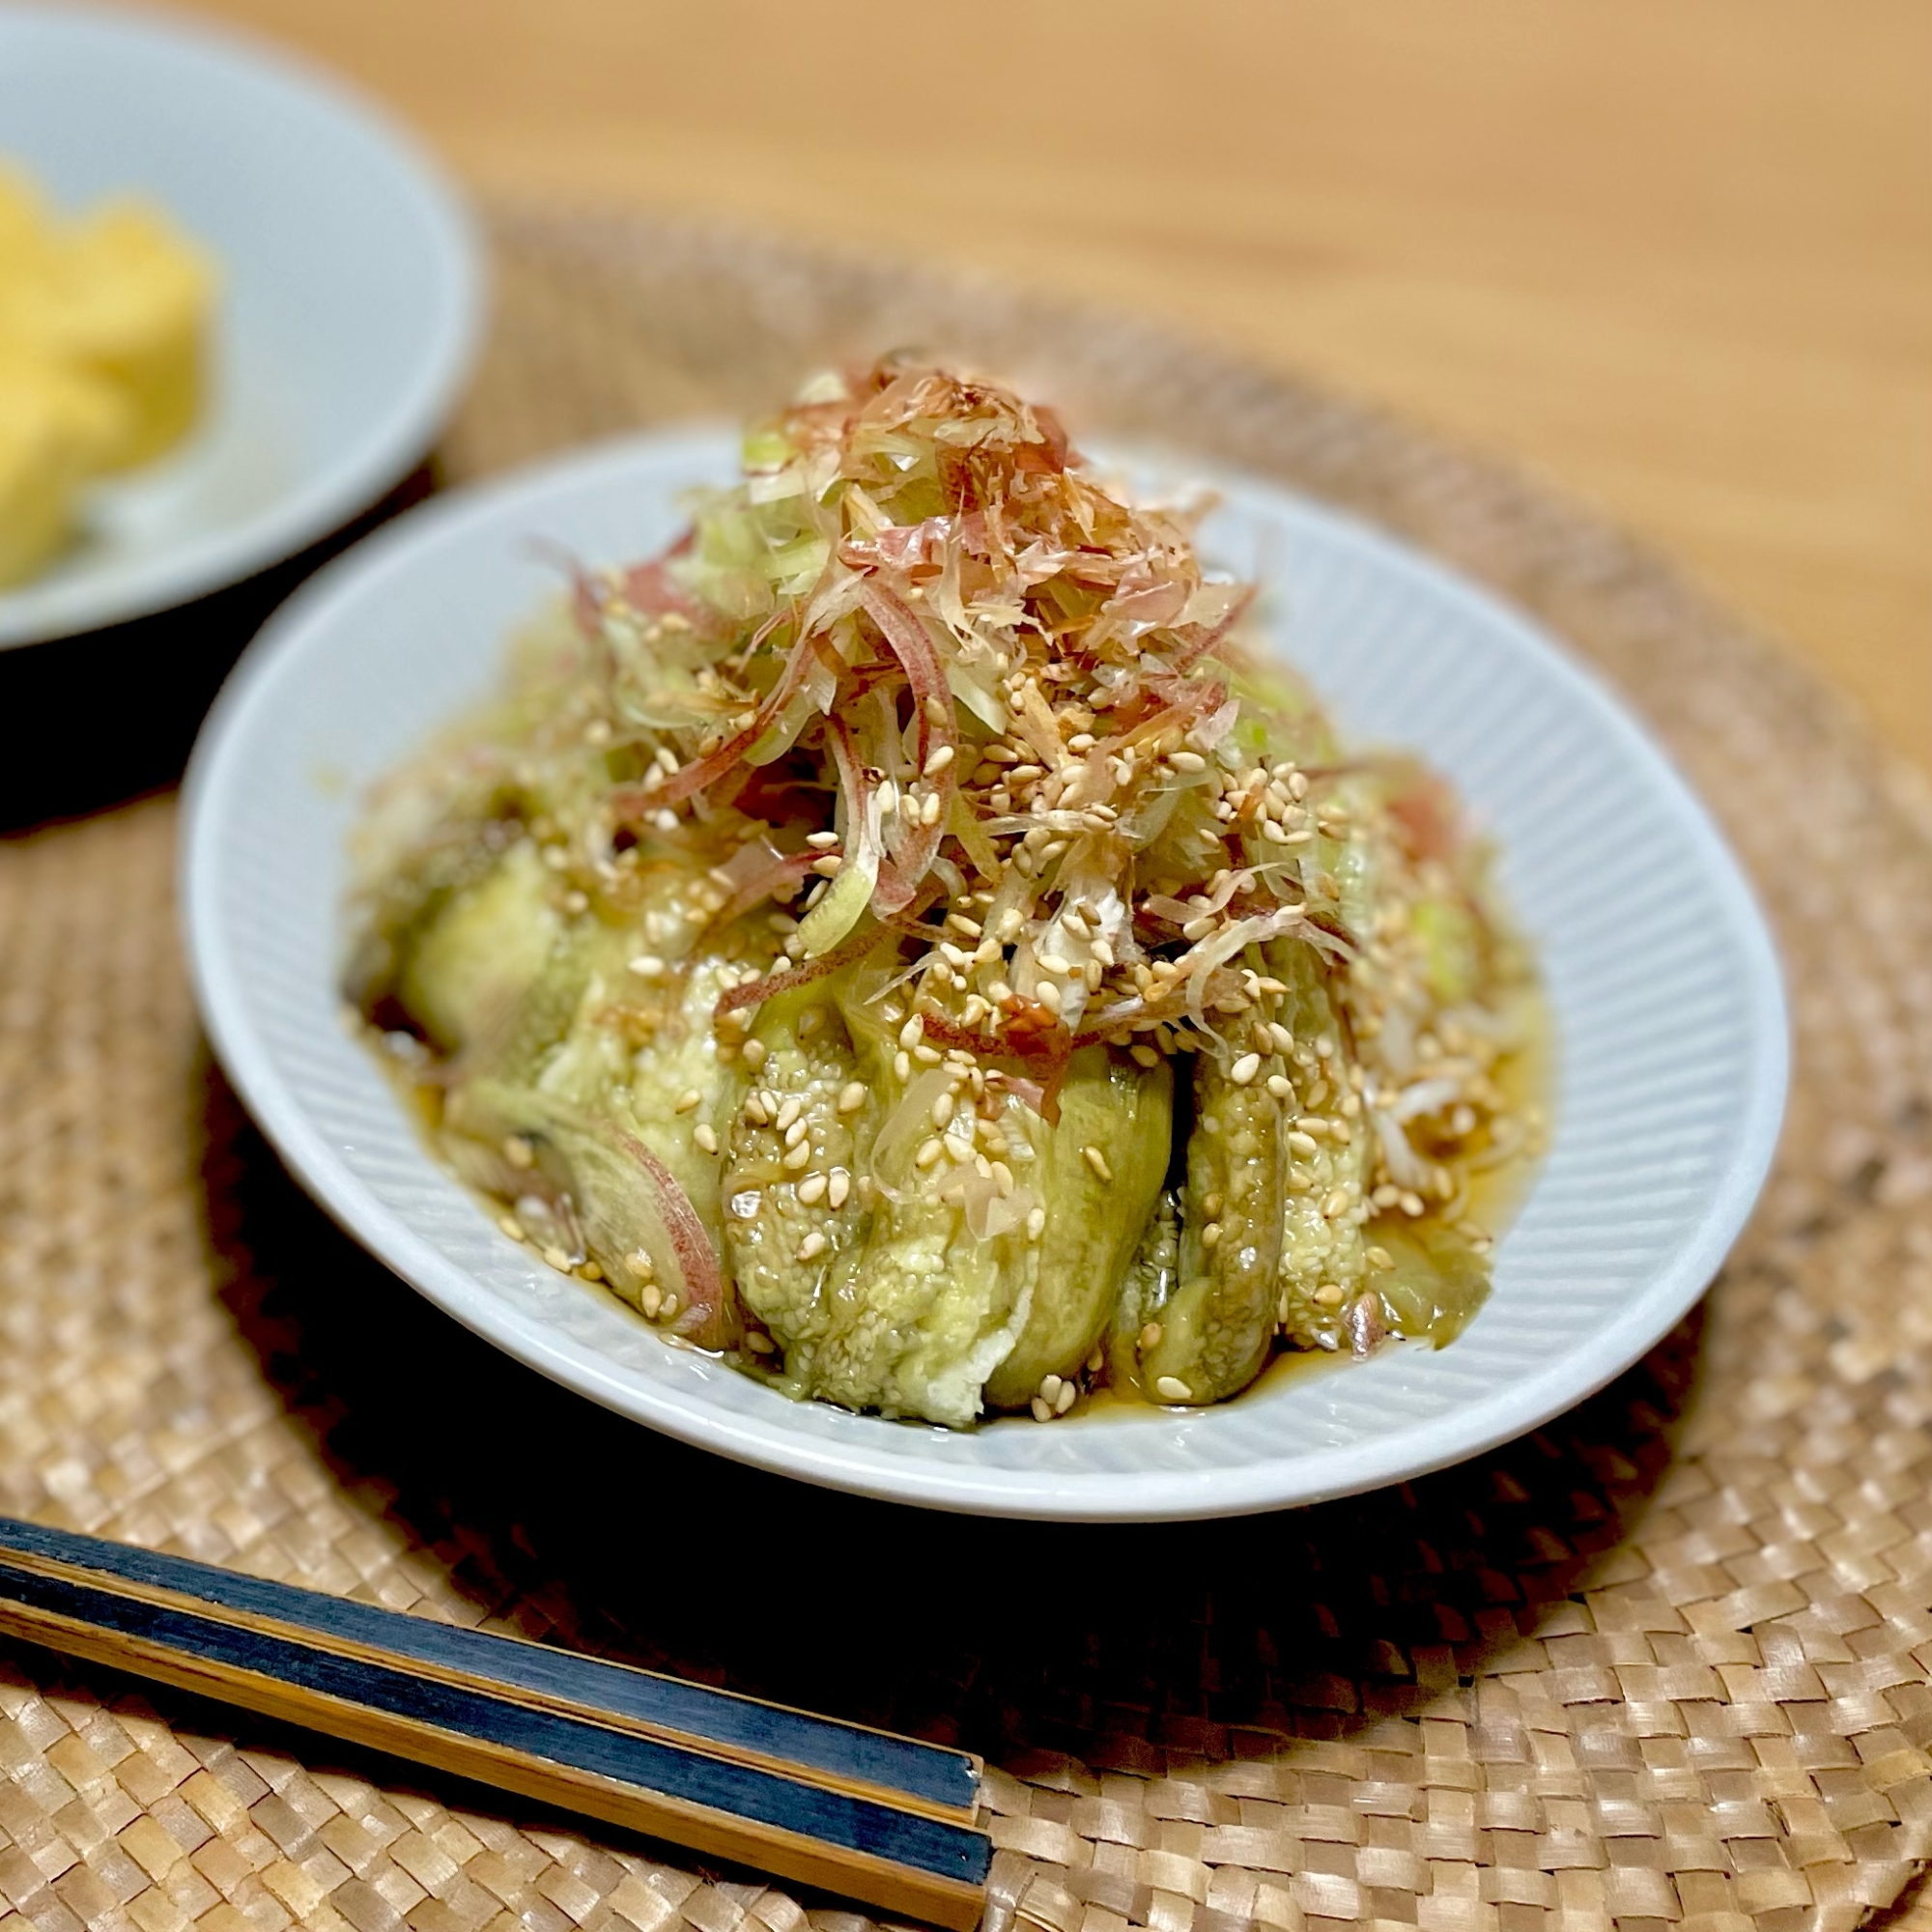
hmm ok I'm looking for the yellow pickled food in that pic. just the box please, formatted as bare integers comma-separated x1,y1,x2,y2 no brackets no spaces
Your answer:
0,164,215,587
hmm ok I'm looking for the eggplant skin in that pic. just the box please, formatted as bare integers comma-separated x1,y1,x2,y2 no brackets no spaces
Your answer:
1108,1189,1181,1396
1133,1022,1286,1406
720,984,879,1364
981,1047,1172,1410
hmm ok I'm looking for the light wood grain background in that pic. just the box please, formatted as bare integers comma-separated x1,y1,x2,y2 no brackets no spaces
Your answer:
186,0,1931,769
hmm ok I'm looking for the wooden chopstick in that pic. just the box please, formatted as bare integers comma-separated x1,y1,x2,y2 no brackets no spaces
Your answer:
0,1516,989,1929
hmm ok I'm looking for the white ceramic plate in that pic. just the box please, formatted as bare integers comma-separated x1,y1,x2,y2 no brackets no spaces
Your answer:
182,430,1788,1520
0,2,482,647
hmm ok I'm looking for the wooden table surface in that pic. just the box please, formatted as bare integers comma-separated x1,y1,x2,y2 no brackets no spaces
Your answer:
192,0,1931,770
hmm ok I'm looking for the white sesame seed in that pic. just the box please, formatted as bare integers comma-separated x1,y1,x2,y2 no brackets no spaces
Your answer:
894,1050,912,1080
797,1173,828,1205
915,1137,944,1170
1201,1221,1224,1250
806,830,840,849
497,1215,525,1241
741,1038,768,1069
1322,1187,1350,1218
1055,1381,1077,1414
782,1142,812,1170
1266,1075,1293,1099
1037,952,1072,976
796,1232,827,1263
837,1081,866,1115
503,1136,534,1170
1288,1130,1319,1155
1130,1044,1161,1068
694,1124,720,1154
1230,1052,1262,1085
1169,751,1207,773
1036,980,1064,1013
1083,1145,1113,1182
674,1090,701,1115
1026,1207,1047,1240
827,1170,851,1208
1030,1396,1053,1423
899,1015,924,1050
742,1094,770,1125
541,1245,571,1272
1039,1374,1064,1405
810,854,843,877
784,1119,809,1148
923,744,955,777
1155,1376,1193,1403
775,1096,802,1132
641,1284,663,1319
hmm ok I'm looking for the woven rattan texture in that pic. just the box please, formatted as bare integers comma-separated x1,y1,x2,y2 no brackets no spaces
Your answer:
5,208,1932,1932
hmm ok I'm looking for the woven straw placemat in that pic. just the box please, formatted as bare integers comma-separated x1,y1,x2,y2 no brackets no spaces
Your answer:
3,205,1932,1932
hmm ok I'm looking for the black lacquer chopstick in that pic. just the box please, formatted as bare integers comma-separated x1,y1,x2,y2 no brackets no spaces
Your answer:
0,1517,988,1929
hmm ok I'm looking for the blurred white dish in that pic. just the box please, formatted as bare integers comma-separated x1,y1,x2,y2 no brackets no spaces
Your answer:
0,2,481,647
182,430,1788,1520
